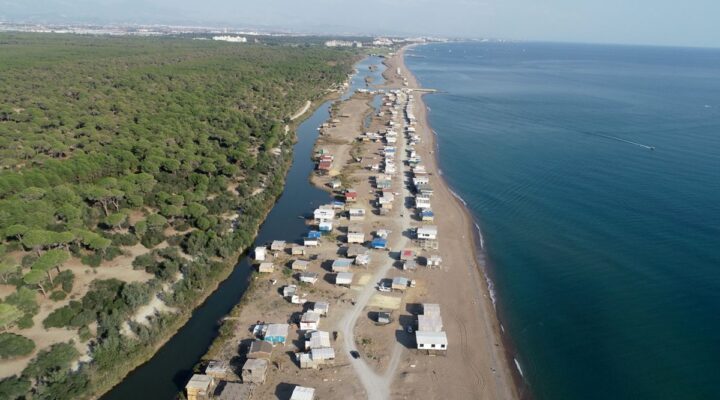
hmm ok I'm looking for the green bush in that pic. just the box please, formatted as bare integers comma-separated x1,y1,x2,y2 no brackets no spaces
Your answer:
55,270,74,293
0,376,31,400
132,253,155,270
0,333,35,359
78,325,92,342
50,291,67,301
141,228,165,249
16,313,34,329
81,252,103,267
103,246,123,261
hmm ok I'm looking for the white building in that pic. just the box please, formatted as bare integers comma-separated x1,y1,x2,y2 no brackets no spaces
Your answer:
416,225,438,240
415,331,448,351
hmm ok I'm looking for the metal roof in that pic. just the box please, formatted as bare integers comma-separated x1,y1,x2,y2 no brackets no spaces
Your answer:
291,386,316,400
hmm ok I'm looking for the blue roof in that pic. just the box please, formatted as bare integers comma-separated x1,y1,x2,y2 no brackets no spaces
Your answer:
332,200,345,206
371,238,387,248
421,210,434,216
308,230,321,239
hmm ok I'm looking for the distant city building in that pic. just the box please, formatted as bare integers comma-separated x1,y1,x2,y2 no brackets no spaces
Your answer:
212,35,247,43
373,37,394,46
325,40,363,48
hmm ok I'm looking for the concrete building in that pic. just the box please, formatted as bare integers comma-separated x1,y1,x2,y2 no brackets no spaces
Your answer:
185,374,214,400
241,359,268,384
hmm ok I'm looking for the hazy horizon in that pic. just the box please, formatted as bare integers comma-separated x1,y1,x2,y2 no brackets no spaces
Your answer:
1,0,719,48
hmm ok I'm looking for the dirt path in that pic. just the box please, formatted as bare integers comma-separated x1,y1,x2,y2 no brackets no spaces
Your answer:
290,100,312,121
336,91,413,400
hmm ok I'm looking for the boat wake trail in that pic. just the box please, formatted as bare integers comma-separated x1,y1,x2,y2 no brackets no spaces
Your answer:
586,132,655,150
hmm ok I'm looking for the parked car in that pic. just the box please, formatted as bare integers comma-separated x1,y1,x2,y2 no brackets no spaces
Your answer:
350,350,360,359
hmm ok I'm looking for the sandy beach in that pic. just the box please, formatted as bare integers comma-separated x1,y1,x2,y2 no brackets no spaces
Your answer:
196,46,521,400
380,46,522,399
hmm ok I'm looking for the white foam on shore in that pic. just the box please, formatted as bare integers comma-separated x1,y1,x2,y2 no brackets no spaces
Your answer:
484,272,497,309
514,358,524,377
475,222,485,249
449,188,467,206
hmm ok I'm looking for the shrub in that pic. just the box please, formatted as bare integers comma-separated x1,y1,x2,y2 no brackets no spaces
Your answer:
132,253,155,270
55,270,74,293
0,376,31,400
110,233,139,246
0,333,35,359
16,314,34,329
81,253,103,268
78,326,92,342
103,246,123,261
50,291,67,301
141,228,165,248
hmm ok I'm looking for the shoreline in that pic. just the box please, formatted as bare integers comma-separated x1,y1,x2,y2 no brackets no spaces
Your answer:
392,45,526,398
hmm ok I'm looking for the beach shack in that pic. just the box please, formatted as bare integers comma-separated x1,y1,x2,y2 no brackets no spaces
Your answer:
299,271,319,284
291,244,307,256
347,227,365,244
264,324,289,345
292,260,309,271
318,220,333,232
270,240,286,253
283,285,297,299
371,237,388,250
417,226,438,240
205,360,232,381
331,258,353,273
355,253,370,267
347,244,368,258
376,175,392,189
345,189,358,203
415,331,448,351
330,179,342,189
348,208,366,221
415,195,432,210
290,386,315,400
313,206,335,222
421,209,435,222
304,230,321,247
403,260,417,271
335,272,354,286
258,262,274,273
313,301,330,316
185,374,214,400
213,382,252,400
241,359,268,384
254,246,267,262
417,184,434,196
400,249,415,261
247,340,273,360
391,276,413,291
299,311,321,331
426,254,443,268
306,330,331,349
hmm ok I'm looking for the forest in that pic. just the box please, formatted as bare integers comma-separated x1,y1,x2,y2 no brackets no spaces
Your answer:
0,33,356,399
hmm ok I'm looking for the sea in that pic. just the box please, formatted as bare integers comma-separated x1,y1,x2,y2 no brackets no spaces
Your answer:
405,42,720,400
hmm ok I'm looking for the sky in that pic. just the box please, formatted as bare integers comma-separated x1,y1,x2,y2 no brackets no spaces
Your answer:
1,0,719,47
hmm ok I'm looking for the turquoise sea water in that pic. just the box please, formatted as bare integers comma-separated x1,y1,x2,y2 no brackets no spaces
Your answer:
405,42,720,399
